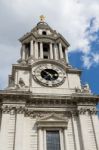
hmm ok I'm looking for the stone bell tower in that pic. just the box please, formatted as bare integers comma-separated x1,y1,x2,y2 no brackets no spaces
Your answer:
0,16,99,150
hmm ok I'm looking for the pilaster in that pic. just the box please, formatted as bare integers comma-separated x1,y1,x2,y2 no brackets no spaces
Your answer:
91,114,99,150
0,113,10,150
38,128,43,150
78,110,97,150
14,111,24,150
59,129,64,150
64,129,69,150
66,117,75,150
71,114,81,150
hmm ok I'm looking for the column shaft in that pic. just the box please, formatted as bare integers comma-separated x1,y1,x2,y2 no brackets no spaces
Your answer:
79,113,97,150
30,40,34,56
59,43,64,59
38,129,43,150
50,43,53,59
59,129,64,150
72,115,81,150
22,45,26,60
35,42,38,59
40,42,43,58
44,130,46,150
54,44,58,60
64,129,69,150
91,114,99,150
0,113,10,150
15,113,24,150
65,50,69,64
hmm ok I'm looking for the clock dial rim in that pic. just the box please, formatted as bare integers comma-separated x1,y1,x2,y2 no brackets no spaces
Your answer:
32,63,66,87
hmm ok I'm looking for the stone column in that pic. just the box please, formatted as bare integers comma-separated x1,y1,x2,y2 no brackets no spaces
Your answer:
40,42,43,58
79,113,89,150
44,130,46,150
65,50,69,64
78,111,97,150
0,112,10,150
54,44,58,60
71,114,81,150
59,129,64,150
14,111,24,150
22,44,26,60
50,43,53,59
64,129,69,150
66,117,75,150
30,40,34,56
59,43,64,59
91,114,99,150
35,42,38,59
38,128,43,150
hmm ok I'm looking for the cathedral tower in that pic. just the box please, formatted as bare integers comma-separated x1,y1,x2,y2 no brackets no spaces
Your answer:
0,16,99,150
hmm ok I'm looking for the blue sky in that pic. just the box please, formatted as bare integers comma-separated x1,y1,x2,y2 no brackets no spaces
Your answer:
0,0,99,97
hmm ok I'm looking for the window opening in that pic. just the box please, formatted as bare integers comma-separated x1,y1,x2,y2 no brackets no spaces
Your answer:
46,130,60,150
26,43,30,57
62,47,65,59
42,31,47,35
43,43,49,59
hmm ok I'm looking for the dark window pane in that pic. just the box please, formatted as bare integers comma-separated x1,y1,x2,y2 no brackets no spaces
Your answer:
46,131,60,150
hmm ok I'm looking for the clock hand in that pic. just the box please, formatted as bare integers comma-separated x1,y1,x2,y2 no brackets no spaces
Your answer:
43,70,52,78
42,70,52,80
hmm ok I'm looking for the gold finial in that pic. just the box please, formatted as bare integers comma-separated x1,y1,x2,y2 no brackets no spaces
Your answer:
40,15,45,22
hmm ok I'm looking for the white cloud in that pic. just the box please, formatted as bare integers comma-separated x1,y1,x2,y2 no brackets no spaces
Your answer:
1,0,99,53
0,0,99,87
82,53,99,69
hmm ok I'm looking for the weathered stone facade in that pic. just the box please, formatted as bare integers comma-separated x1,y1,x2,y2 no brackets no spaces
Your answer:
0,17,99,150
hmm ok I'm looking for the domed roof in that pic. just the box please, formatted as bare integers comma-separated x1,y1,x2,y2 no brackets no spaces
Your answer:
19,16,70,47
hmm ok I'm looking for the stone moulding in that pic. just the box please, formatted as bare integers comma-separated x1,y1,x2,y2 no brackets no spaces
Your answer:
36,114,68,128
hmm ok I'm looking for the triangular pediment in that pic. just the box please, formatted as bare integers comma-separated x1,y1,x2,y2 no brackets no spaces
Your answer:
38,113,66,122
36,113,68,128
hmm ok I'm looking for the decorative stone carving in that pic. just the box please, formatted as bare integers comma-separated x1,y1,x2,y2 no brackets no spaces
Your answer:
19,78,25,87
78,107,97,115
36,113,68,128
24,111,70,119
75,87,82,93
75,84,91,94
81,83,91,93
1,105,25,114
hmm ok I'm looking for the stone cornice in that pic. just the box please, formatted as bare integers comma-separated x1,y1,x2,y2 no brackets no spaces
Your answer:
0,104,98,116
0,90,30,101
0,89,99,108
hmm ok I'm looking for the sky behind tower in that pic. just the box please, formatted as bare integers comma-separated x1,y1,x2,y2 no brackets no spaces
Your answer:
0,0,99,94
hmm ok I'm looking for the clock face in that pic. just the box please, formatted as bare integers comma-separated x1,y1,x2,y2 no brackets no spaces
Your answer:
32,64,66,87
